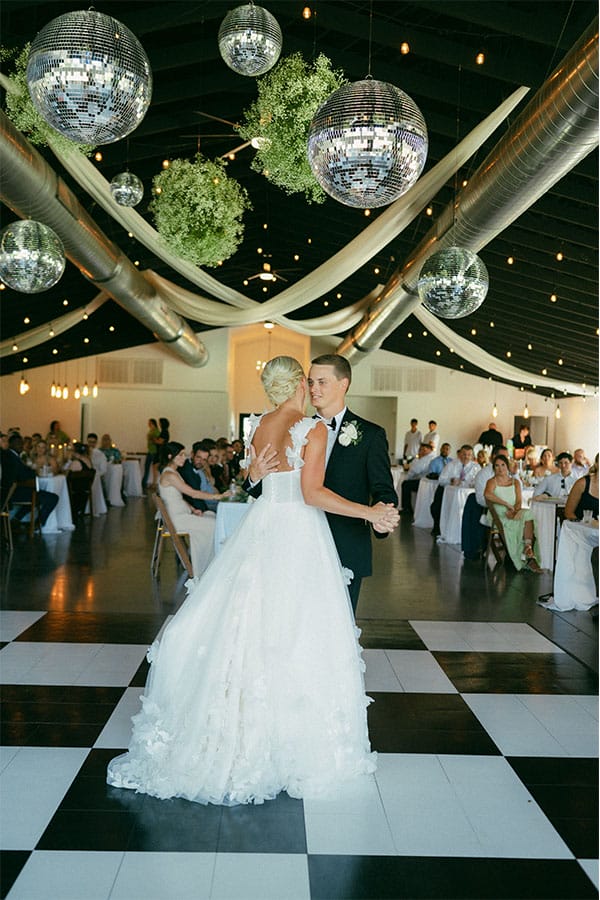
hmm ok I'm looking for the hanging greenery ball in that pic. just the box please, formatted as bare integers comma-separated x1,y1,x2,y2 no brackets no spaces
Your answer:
149,155,251,267
238,52,347,203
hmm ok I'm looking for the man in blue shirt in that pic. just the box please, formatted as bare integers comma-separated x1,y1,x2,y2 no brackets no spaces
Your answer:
180,440,219,513
427,443,452,479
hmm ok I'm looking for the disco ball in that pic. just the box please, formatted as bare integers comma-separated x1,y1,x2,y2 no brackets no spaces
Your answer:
0,220,65,293
417,247,489,319
307,79,428,208
110,171,144,207
218,4,282,77
26,9,152,145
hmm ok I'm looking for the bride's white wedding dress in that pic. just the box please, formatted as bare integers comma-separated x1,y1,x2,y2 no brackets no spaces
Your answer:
107,417,376,805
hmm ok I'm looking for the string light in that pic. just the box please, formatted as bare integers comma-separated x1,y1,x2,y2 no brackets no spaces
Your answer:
92,381,99,398
523,401,529,418
556,251,564,261
550,293,557,302
74,385,81,399
302,6,312,19
475,51,485,65
426,206,433,216
507,256,514,265
162,159,170,169
94,151,103,162
555,404,561,419
364,209,371,217
400,41,410,55
83,382,89,397
62,384,69,400
492,403,498,418
23,317,30,324
506,351,512,358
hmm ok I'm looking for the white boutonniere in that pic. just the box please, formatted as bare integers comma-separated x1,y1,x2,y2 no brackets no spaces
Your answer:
338,420,362,447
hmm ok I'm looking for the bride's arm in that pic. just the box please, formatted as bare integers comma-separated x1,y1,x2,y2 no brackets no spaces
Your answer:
301,423,398,529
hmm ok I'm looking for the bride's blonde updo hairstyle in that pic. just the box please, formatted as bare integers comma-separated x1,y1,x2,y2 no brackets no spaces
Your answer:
261,356,304,406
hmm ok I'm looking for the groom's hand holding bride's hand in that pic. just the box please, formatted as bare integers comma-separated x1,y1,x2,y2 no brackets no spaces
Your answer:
248,443,280,484
371,502,400,533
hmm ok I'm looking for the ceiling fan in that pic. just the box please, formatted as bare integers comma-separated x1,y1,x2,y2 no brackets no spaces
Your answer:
187,111,270,159
244,262,288,284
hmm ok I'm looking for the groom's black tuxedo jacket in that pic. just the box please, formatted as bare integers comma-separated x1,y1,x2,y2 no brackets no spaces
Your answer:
245,409,397,578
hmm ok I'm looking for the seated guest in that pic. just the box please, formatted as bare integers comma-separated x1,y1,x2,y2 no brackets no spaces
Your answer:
533,451,574,497
63,443,95,518
180,441,220,513
159,442,230,578
423,421,441,455
87,433,108,476
100,434,122,463
571,448,591,479
231,438,244,477
511,425,532,450
63,442,94,472
533,447,558,479
209,446,228,492
400,442,435,515
464,445,514,561
1,433,58,527
427,442,452,479
30,440,59,476
430,445,480,537
478,422,503,450
564,453,598,521
484,454,541,572
524,446,538,472
476,448,489,469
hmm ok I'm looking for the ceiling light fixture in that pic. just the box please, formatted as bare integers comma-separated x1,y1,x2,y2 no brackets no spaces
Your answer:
555,404,561,419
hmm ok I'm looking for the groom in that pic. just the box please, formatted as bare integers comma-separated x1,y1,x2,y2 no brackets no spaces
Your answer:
247,353,399,612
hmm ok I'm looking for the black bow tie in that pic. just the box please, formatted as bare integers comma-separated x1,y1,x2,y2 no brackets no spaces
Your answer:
313,414,336,429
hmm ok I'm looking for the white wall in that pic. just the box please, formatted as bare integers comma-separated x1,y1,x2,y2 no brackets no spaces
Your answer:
2,328,598,461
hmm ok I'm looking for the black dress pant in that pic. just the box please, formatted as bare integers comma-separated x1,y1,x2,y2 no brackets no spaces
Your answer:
461,494,487,560
430,485,445,535
400,478,419,513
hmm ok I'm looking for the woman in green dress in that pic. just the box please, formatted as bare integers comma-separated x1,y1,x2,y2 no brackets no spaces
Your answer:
485,454,541,572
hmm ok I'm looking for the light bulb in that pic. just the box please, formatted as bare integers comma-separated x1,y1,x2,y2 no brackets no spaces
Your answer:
492,404,498,418
475,51,485,65
56,385,62,399
51,382,56,397
74,386,81,399
400,41,410,55
523,404,529,419
83,382,89,397
555,405,561,419
92,381,99,398
62,385,69,399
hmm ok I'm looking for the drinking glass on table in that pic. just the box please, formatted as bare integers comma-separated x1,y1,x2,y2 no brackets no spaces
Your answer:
582,509,594,524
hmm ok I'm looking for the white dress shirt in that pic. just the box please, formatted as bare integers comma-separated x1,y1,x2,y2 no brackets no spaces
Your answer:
572,463,589,479
533,472,578,498
439,458,480,488
406,453,433,480
404,429,422,458
90,447,108,476
316,406,346,464
424,430,440,454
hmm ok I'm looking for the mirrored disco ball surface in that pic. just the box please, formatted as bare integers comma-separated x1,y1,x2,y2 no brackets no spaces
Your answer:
110,171,144,206
0,220,65,293
307,79,428,208
218,4,282,76
26,9,152,144
417,247,489,318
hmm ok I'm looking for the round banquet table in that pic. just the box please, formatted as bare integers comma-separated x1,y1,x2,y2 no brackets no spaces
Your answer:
122,459,144,497
102,463,125,507
543,520,599,611
89,471,107,517
391,467,408,507
214,501,251,555
37,474,75,533
413,478,437,529
438,485,474,544
529,497,564,572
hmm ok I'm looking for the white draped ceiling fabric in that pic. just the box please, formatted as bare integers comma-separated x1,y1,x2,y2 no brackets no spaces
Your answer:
9,76,595,397
0,291,107,357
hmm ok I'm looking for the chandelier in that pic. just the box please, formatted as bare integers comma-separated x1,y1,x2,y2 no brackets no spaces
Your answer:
26,9,152,144
307,79,428,208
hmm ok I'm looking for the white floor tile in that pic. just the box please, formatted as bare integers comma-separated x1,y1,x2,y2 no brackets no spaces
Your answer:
305,808,396,855
95,687,143,748
462,694,569,756
363,649,402,691
8,850,123,900
110,852,215,900
408,620,563,652
0,611,46,642
302,773,381,816
579,859,600,890
210,853,310,900
408,621,471,651
574,695,599,720
0,745,20,774
386,650,457,693
0,748,88,850
0,643,148,686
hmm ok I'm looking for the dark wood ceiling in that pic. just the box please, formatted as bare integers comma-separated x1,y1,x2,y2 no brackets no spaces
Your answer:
1,0,597,394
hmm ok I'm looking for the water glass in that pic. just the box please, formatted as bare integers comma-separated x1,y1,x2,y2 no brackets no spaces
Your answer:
582,509,593,524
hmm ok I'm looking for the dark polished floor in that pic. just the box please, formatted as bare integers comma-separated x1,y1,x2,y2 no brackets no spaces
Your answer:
1,497,598,899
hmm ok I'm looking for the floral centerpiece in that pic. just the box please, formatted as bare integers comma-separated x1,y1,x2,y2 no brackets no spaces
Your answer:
0,45,95,156
149,154,251,267
238,52,346,203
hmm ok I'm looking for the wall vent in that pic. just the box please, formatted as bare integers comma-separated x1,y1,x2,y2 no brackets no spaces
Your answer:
405,367,436,393
132,359,163,385
98,359,129,384
371,366,403,392
97,358,164,385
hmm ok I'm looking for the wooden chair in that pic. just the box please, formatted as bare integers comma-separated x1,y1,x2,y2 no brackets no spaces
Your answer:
66,468,96,520
486,501,509,569
11,479,39,537
0,483,16,553
151,493,194,579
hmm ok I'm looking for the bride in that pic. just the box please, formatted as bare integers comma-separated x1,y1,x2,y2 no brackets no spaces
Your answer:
107,356,398,805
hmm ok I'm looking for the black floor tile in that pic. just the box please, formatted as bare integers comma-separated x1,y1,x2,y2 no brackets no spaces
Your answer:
0,721,43,745
77,747,124,777
127,796,222,852
13,720,107,747
367,693,501,755
218,795,306,853
0,850,30,900
507,757,598,788
60,775,145,812
129,655,150,687
307,855,599,899
0,684,125,704
433,651,599,694
357,619,427,650
37,809,136,851
15,611,167,644
1,699,119,725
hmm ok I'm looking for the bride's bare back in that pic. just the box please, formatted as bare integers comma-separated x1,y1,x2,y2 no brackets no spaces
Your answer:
252,407,308,472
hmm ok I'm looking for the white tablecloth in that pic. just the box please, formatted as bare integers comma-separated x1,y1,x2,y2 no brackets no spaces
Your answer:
102,463,125,507
391,467,408,507
214,501,250,555
413,479,437,529
90,471,107,517
546,521,599,611
439,486,474,544
38,474,74,534
530,498,563,571
122,459,144,497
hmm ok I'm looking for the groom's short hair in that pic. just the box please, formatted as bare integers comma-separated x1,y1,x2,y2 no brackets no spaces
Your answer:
311,353,352,386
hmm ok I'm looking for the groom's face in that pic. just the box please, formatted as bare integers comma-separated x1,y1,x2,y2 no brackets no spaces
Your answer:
308,364,348,417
